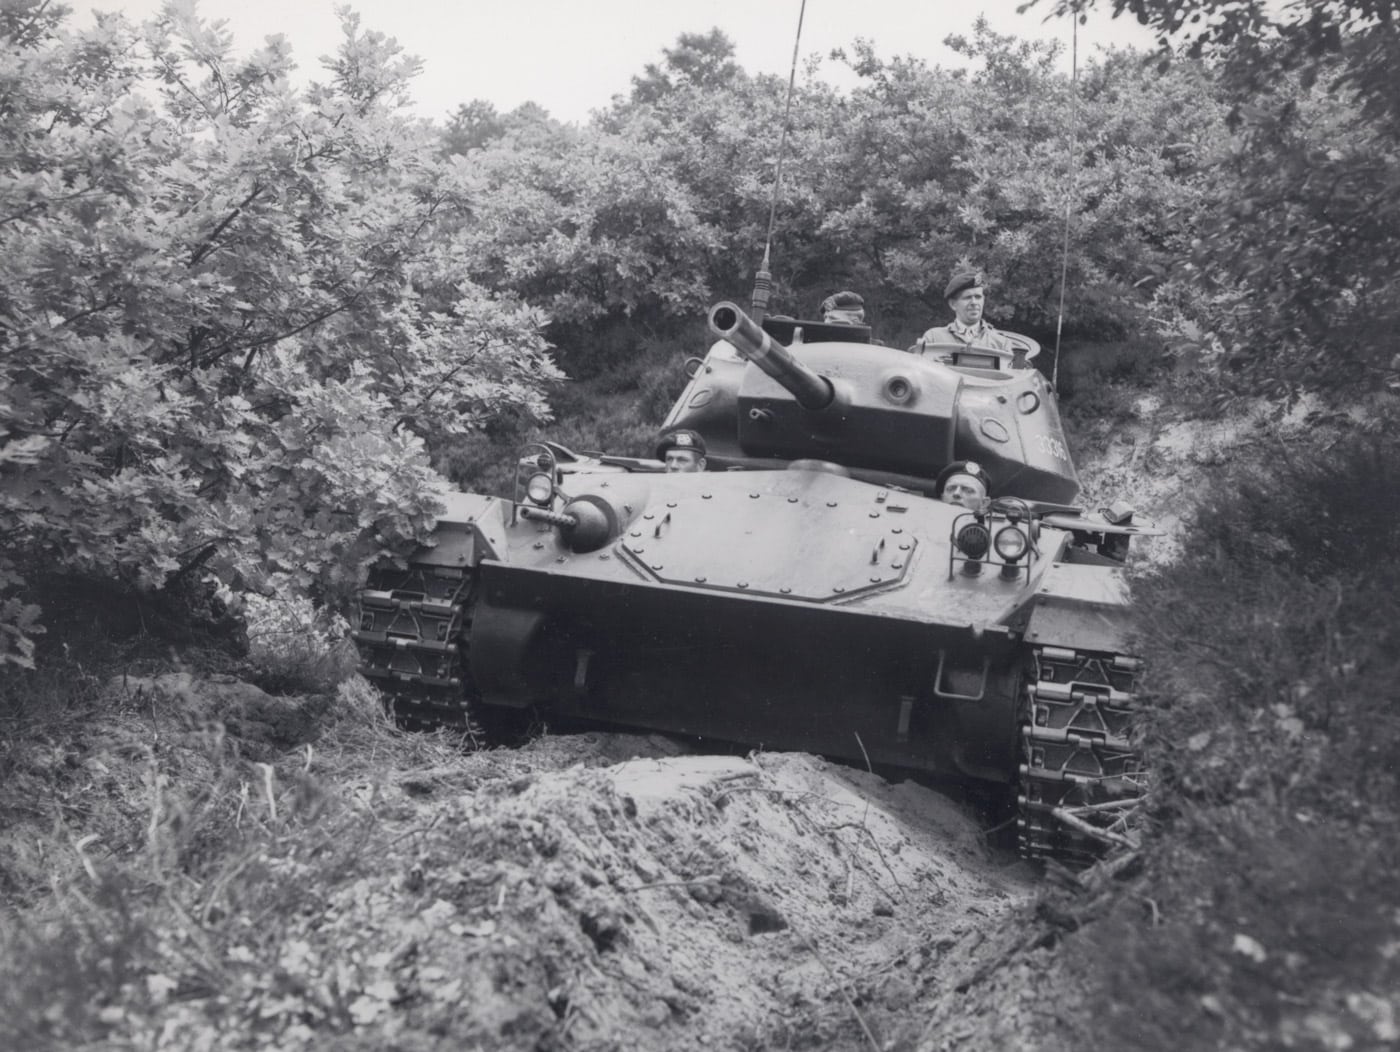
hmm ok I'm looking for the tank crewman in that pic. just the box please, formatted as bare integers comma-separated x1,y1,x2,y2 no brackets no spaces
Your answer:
820,290,866,325
910,271,1014,360
656,429,708,473
934,460,991,511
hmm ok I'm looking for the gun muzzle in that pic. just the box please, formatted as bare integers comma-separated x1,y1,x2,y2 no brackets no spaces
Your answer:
708,302,833,411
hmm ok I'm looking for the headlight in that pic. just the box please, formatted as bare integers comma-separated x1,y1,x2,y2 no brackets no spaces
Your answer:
994,525,1028,561
954,522,990,560
525,472,555,506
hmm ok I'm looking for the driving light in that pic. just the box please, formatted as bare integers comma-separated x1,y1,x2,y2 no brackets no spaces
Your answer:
525,471,555,506
954,522,990,560
994,525,1028,562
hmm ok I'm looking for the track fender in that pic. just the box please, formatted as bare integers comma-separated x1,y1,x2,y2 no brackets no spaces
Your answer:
1024,561,1134,655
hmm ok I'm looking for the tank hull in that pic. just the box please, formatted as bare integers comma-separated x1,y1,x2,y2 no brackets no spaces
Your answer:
354,304,1158,864
471,558,1022,781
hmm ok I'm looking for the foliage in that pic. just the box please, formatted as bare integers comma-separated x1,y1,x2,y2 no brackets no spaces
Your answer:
434,21,1226,374
243,593,356,694
630,27,742,104
0,659,473,1049
0,2,562,664
456,128,723,328
608,21,1223,344
1075,433,1400,1050
1033,0,1400,129
435,334,693,497
1033,0,1400,401
1146,63,1400,402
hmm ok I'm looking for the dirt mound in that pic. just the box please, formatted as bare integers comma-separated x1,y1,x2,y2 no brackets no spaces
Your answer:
147,738,1032,1051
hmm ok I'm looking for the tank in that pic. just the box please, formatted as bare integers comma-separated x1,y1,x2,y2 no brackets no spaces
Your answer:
353,303,1159,864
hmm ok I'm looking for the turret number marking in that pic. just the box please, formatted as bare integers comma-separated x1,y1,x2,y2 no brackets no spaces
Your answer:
1036,435,1070,461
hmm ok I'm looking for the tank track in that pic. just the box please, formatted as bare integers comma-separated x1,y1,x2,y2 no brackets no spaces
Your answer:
1017,644,1146,865
351,563,482,735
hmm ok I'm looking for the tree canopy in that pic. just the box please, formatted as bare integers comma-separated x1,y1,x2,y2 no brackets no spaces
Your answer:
1027,0,1400,398
0,1,561,665
6,0,1397,665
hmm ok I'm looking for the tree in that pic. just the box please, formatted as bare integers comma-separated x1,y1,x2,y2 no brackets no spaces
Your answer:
442,99,506,155
455,128,722,327
1028,0,1400,400
607,22,1223,342
630,28,741,104
0,3,561,666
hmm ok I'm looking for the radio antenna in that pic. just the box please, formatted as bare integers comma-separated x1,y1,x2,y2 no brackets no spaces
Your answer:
751,0,808,322
1051,15,1080,392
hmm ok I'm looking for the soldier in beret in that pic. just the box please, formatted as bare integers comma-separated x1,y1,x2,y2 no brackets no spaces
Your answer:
934,459,992,510
655,429,708,473
911,271,1013,361
820,290,866,325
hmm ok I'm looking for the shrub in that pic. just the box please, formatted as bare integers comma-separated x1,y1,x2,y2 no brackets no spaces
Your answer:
243,595,357,695
1077,432,1400,1051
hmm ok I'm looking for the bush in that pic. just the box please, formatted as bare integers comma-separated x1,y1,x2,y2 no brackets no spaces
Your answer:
435,332,695,496
1075,432,1400,1051
243,595,358,696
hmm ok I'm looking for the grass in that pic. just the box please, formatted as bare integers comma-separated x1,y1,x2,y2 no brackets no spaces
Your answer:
0,623,472,1050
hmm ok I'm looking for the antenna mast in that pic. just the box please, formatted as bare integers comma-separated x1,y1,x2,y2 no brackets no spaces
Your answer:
751,0,808,322
1051,14,1080,392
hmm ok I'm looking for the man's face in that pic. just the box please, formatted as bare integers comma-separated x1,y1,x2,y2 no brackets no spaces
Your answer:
664,449,705,473
950,287,985,328
824,308,864,325
941,474,987,510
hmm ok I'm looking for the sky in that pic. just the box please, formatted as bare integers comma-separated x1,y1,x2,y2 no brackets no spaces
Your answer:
67,0,1160,124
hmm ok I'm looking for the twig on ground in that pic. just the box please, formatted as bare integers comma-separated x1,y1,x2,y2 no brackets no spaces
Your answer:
620,875,720,894
256,763,278,823
819,821,908,899
146,751,165,875
72,833,102,883
200,848,261,924
163,889,230,984
1141,895,1162,926
387,810,445,846
1051,805,1138,849
852,731,874,831
795,926,881,1052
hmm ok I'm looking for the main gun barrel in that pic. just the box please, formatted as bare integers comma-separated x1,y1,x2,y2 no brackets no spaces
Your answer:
708,302,834,411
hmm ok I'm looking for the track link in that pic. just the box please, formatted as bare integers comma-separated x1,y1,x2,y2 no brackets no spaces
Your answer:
352,563,481,733
1017,645,1146,864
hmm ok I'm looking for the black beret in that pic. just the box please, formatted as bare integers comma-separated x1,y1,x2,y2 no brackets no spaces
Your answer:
655,429,706,458
820,290,864,314
934,459,991,496
944,271,984,301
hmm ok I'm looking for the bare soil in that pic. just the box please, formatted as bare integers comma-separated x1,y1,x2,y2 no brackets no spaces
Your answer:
3,664,1089,1050
248,730,1038,1051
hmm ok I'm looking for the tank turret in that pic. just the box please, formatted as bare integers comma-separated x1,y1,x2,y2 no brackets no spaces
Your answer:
666,302,1080,504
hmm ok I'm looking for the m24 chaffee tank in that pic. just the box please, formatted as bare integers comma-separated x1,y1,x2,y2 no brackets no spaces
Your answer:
354,303,1158,863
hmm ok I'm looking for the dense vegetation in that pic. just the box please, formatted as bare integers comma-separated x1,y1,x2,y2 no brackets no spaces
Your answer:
2,0,1399,1047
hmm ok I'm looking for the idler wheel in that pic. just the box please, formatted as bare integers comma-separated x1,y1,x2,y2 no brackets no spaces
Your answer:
786,459,851,477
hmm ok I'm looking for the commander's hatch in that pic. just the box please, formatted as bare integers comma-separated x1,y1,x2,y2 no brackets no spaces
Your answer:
761,315,872,345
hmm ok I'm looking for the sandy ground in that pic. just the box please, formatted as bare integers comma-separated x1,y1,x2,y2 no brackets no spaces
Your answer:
286,732,1039,1051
